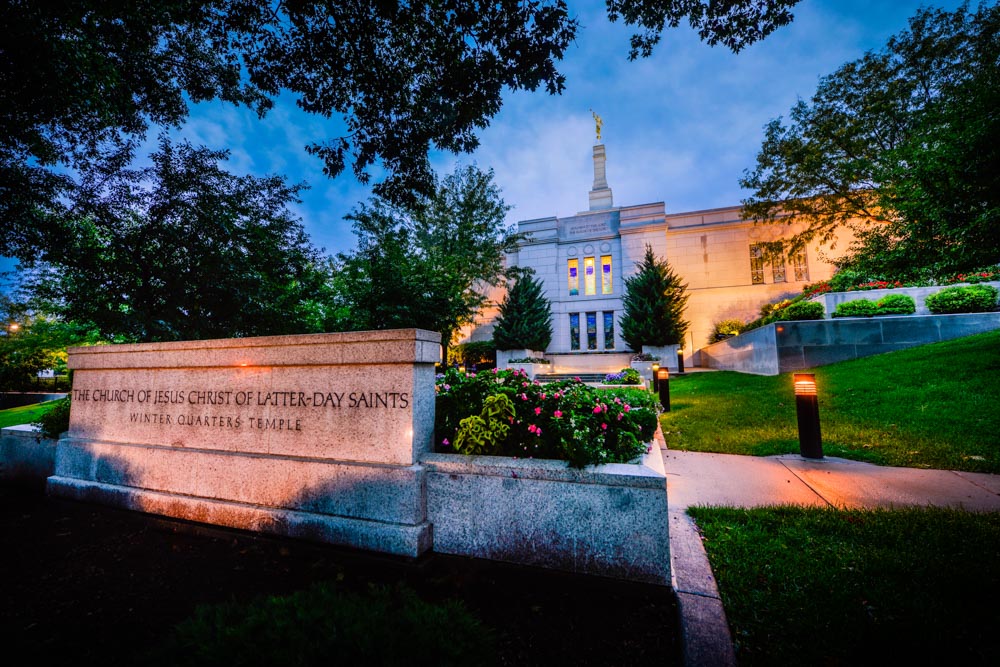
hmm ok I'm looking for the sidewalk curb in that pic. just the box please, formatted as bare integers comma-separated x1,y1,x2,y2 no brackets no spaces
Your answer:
669,508,737,666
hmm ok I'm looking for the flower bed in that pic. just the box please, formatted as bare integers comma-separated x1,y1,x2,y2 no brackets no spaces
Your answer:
435,368,659,468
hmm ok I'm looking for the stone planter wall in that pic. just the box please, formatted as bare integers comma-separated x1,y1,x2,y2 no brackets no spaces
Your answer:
496,349,545,370
422,446,670,586
507,362,551,380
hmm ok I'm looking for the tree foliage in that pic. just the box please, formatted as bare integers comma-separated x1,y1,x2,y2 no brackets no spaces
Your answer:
21,137,332,342
741,3,1000,279
0,296,102,390
2,0,802,260
619,245,689,349
493,269,553,351
332,165,517,354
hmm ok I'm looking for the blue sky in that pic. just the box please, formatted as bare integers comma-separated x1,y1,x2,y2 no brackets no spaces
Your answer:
1,0,964,283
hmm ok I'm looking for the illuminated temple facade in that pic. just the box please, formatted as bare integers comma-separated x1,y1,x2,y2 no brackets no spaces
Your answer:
463,142,845,367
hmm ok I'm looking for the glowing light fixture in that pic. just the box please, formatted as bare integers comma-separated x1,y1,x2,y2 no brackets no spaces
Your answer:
793,373,823,458
657,368,670,412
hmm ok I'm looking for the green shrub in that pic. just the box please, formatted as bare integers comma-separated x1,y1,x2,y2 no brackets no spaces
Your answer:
876,293,916,315
150,582,492,667
508,357,549,364
435,368,659,468
773,300,825,321
926,285,999,314
833,299,879,318
447,339,496,367
828,269,867,292
32,396,71,439
710,318,744,342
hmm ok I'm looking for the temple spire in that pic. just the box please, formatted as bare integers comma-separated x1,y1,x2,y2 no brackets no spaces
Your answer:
588,137,613,211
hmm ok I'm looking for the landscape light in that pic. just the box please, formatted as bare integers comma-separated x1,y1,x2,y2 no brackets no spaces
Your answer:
651,362,660,391
676,349,685,374
8,322,19,333
793,373,823,458
657,368,670,412
458,364,466,374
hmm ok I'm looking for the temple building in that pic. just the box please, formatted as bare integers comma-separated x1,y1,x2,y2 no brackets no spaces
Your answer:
462,138,847,370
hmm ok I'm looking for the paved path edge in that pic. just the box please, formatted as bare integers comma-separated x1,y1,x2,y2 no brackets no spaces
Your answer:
669,508,737,666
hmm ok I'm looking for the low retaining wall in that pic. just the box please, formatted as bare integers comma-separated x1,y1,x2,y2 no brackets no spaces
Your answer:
0,425,58,483
701,312,1000,375
816,281,1000,317
422,446,670,586
0,393,66,410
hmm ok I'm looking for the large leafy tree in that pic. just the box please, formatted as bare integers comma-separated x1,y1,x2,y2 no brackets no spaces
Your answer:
740,3,1000,279
21,136,332,342
333,165,518,356
620,245,689,350
1,1,801,259
493,269,553,351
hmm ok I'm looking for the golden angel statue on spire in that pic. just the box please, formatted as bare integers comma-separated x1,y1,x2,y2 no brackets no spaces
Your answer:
590,109,603,142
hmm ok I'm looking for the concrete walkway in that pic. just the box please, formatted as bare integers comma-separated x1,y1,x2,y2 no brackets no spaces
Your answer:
663,448,1000,666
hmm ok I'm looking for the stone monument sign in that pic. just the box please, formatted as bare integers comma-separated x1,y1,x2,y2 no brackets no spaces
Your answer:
48,329,440,556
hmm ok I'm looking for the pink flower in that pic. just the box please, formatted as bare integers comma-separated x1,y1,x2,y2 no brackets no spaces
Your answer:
533,380,540,385
593,405,602,414
540,393,546,400
601,423,608,430
521,393,528,401
492,368,498,374
442,438,450,446
617,414,623,421
522,382,528,387
534,407,542,415
553,410,563,418
623,405,631,412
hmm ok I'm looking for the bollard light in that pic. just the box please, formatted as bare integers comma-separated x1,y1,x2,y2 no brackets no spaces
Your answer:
677,349,685,374
651,362,660,391
793,373,823,458
657,368,670,412
458,364,466,374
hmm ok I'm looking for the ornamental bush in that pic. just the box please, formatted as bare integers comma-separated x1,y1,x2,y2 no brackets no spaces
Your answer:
926,285,999,314
876,293,916,315
710,318,744,343
603,368,641,385
773,300,825,321
833,299,878,318
435,368,659,468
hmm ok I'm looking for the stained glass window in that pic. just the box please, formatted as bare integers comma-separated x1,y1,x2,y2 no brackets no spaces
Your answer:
568,259,579,296
791,248,809,282
749,244,765,284
584,257,596,295
586,312,597,350
603,311,615,349
601,255,612,294
772,255,786,283
569,313,580,350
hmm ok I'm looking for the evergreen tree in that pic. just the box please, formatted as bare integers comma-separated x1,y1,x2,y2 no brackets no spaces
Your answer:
620,245,689,350
493,270,552,351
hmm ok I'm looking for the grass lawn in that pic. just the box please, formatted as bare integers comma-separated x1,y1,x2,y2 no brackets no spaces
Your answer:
661,330,1000,472
0,401,60,429
689,506,1000,666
